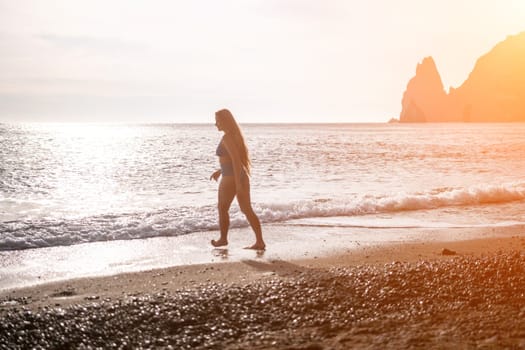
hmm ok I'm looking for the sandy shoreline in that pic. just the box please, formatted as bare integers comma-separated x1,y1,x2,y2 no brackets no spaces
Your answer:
1,228,525,349
2,233,525,311
3,222,524,291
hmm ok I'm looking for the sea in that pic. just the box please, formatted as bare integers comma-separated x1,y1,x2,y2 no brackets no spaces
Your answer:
1,122,525,252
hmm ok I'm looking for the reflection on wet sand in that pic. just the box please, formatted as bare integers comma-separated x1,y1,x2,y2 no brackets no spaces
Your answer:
212,248,265,260
212,248,229,260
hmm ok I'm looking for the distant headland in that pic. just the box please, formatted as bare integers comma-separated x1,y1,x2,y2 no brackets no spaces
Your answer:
400,31,525,122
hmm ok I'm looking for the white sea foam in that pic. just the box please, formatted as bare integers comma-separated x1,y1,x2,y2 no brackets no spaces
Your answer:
258,182,525,221
1,182,524,250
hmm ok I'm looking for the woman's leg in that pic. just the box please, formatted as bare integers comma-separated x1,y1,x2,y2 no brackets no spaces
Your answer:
212,176,236,247
237,178,265,249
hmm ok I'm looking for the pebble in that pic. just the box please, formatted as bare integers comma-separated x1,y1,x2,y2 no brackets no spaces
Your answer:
441,248,457,256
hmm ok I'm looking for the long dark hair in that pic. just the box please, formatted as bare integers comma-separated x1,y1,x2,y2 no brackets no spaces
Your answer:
215,109,251,175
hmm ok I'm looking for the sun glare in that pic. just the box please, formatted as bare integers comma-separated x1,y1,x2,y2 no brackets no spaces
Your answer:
31,123,143,218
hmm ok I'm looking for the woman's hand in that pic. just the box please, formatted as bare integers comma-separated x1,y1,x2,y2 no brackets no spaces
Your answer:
210,169,221,181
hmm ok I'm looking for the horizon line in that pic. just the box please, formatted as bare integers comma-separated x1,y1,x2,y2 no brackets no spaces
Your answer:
0,121,392,125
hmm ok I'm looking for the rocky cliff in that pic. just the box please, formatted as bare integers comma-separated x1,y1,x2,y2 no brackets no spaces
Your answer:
400,31,525,122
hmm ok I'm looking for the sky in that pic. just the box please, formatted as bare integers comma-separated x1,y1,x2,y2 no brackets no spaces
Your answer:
0,0,524,123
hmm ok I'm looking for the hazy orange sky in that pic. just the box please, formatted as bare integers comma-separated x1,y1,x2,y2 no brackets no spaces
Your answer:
1,0,524,123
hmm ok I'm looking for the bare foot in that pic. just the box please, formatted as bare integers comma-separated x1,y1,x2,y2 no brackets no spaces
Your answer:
211,239,228,247
244,243,266,250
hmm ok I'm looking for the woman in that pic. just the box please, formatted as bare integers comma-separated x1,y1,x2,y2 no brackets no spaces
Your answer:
209,109,265,250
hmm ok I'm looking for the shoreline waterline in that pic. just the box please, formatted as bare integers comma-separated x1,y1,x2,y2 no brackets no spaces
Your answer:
1,223,524,292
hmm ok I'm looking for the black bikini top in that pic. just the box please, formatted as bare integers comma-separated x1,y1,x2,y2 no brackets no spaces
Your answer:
216,138,229,157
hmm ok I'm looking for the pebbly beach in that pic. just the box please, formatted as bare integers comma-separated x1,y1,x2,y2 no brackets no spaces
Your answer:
1,226,525,349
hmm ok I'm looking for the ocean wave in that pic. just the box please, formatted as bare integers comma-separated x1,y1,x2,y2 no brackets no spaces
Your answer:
254,182,525,223
1,182,524,251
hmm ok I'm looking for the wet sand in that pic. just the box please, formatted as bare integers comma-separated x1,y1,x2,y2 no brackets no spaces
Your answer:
1,230,525,349
2,222,522,291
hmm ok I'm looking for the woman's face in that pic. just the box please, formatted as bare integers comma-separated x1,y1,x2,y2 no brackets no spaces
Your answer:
215,115,224,131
